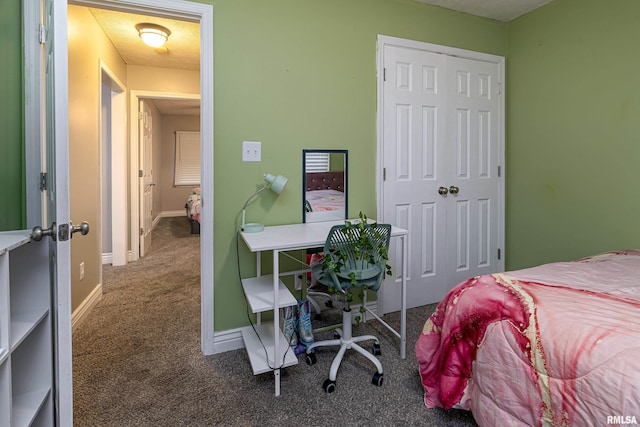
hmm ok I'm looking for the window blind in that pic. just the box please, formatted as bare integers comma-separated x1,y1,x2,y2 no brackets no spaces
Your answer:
304,152,330,173
174,131,200,186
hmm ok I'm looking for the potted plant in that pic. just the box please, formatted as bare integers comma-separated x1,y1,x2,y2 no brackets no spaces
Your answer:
320,212,392,324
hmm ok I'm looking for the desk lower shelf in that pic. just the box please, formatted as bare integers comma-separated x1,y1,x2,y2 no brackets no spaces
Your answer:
241,275,297,313
241,323,298,375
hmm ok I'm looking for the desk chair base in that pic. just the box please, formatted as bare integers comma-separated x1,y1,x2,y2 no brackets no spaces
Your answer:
307,290,334,317
305,306,383,393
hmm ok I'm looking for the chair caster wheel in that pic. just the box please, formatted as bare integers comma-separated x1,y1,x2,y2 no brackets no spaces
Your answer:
325,300,333,308
333,331,341,339
372,372,384,387
305,353,316,365
323,379,336,393
372,342,381,356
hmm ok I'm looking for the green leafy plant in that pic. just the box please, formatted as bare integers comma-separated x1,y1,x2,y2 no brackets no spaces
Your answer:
321,212,392,324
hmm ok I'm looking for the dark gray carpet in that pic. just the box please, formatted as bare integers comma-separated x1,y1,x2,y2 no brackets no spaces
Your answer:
73,217,478,426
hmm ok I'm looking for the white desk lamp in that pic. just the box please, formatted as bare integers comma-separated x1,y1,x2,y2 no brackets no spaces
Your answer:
241,173,288,233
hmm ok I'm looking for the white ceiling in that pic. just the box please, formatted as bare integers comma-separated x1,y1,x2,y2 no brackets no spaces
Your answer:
413,0,553,22
88,7,201,116
89,8,200,71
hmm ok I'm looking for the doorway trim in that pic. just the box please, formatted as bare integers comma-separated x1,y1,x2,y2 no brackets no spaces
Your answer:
86,0,214,356
100,60,127,268
129,90,201,263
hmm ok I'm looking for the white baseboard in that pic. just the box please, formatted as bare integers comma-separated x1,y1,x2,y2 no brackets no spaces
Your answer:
72,283,103,332
212,328,244,354
151,210,186,230
102,252,112,265
103,250,135,264
160,210,186,218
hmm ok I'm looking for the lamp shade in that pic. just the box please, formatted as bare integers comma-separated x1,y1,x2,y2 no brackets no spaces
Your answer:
264,173,288,194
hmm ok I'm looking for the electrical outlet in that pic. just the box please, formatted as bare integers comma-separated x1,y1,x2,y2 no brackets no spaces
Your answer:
79,261,85,280
242,141,261,162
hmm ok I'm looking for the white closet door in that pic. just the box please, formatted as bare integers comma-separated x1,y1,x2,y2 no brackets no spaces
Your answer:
381,44,449,310
446,56,502,287
378,38,504,313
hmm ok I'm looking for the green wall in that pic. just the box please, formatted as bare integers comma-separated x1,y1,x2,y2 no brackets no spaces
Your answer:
0,0,25,230
4,0,639,340
1,0,507,332
212,0,506,330
505,0,640,269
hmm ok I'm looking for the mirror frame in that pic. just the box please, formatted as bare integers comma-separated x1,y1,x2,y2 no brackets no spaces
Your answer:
302,149,348,223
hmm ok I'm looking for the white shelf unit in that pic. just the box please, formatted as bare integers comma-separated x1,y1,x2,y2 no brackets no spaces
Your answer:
240,274,298,375
0,231,53,427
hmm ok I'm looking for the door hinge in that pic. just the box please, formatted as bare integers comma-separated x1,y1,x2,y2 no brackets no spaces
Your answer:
497,82,502,94
40,172,47,191
498,248,501,260
498,165,501,178
140,227,144,236
39,25,46,44
383,168,386,181
139,170,143,178
383,68,387,82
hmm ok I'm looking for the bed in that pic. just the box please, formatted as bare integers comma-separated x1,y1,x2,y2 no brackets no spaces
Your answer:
304,171,345,222
185,188,200,234
416,249,640,426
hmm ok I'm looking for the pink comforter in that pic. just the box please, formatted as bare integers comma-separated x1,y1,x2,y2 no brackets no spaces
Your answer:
416,250,640,426
306,189,345,212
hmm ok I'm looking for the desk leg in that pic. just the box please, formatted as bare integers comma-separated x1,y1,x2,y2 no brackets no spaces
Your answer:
257,252,262,325
273,249,281,397
401,234,407,360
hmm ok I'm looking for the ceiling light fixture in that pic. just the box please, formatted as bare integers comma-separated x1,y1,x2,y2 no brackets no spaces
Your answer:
136,23,171,48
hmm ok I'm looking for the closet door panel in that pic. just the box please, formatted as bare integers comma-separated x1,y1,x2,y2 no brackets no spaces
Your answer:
382,44,449,310
446,56,501,287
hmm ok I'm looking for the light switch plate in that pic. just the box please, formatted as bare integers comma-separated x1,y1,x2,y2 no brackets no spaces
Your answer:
242,141,261,162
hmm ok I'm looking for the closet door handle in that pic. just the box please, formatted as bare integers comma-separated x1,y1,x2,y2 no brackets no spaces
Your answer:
438,186,448,195
449,186,459,195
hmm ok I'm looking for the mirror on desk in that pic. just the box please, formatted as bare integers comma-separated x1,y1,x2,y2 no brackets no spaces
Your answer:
303,149,348,223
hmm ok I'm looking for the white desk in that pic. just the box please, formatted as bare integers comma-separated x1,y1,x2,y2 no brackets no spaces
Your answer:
240,220,408,397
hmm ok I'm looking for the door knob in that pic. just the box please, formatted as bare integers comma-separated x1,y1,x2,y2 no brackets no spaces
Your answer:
31,222,57,241
70,221,90,238
449,186,460,195
438,186,449,195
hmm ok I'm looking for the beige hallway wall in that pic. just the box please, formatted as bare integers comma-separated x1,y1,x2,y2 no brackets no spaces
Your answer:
68,5,127,311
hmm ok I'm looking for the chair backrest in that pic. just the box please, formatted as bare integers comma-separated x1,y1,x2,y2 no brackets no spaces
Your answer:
319,222,392,293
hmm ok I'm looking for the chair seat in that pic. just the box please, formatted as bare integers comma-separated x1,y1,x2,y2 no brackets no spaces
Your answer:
312,261,385,292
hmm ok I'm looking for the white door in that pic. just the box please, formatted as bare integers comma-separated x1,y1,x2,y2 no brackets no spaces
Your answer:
445,56,502,287
139,100,153,257
46,0,73,423
380,45,450,309
378,37,504,313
